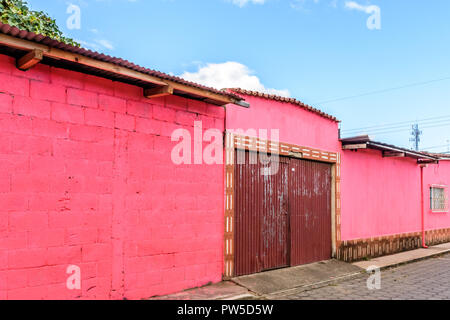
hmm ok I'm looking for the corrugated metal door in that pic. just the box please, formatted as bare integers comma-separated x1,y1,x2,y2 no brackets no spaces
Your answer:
289,159,332,266
235,151,290,276
235,152,332,277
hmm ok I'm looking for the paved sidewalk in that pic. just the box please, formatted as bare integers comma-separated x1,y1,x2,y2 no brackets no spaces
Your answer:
153,242,450,300
275,253,450,300
353,242,450,270
233,260,362,296
151,281,257,300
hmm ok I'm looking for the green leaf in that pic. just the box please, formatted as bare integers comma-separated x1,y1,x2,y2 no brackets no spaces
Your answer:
0,0,80,46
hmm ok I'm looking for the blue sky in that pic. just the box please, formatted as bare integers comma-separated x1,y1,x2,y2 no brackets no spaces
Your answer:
27,0,450,152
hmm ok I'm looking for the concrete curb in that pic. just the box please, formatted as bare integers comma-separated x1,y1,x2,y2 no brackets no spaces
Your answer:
374,248,450,271
264,271,365,299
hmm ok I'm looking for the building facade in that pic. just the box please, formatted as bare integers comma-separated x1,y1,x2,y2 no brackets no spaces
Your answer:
0,25,449,300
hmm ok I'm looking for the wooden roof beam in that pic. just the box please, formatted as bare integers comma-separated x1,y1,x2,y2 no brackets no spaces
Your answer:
418,159,439,164
167,81,236,106
383,151,406,158
144,85,174,99
16,49,43,71
342,143,367,150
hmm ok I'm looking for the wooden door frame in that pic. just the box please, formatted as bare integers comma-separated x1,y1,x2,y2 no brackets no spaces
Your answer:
224,132,341,279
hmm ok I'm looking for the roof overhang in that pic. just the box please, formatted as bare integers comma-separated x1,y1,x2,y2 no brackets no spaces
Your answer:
0,32,247,107
341,135,440,163
228,88,339,122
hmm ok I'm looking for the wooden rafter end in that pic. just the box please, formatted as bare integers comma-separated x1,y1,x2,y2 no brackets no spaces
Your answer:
16,49,43,71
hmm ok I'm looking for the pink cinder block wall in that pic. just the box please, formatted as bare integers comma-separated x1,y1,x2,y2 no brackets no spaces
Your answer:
226,95,340,152
0,54,224,300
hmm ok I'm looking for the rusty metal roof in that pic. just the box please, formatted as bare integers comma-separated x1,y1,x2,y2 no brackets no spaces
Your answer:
341,135,440,161
421,151,450,160
228,88,339,122
0,23,242,101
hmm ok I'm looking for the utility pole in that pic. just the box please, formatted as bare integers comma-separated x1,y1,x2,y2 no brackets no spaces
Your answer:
410,124,422,151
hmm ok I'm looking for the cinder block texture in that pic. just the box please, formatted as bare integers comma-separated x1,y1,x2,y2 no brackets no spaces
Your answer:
0,54,225,300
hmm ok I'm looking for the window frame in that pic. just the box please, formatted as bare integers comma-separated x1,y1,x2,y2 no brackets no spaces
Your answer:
429,185,449,213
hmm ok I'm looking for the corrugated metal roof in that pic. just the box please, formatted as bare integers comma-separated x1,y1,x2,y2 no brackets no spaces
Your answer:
0,23,242,101
341,135,440,161
228,88,339,122
422,151,450,160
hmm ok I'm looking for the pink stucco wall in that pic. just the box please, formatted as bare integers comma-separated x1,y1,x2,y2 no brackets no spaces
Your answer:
226,95,340,153
423,160,450,231
341,148,450,241
340,149,422,240
0,53,224,300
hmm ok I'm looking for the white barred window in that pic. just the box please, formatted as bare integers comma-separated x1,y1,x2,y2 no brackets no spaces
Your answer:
430,186,448,212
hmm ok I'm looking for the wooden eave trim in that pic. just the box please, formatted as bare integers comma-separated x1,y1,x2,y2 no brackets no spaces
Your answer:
0,34,167,86
0,33,241,106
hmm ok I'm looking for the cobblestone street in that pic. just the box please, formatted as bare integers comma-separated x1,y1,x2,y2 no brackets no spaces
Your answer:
271,254,450,300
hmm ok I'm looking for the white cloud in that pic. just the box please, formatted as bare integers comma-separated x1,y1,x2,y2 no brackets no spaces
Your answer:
290,0,321,11
76,38,114,51
228,0,266,8
345,1,372,13
180,62,290,97
96,39,114,50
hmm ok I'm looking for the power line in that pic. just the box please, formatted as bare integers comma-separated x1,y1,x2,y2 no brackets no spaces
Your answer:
343,120,450,136
344,119,450,135
421,144,450,150
343,115,450,133
342,121,450,137
314,76,450,105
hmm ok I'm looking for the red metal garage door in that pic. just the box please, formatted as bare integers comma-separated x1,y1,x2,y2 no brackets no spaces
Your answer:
234,151,332,277
289,159,332,266
235,151,290,276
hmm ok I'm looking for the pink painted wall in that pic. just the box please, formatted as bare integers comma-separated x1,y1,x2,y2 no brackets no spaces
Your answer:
226,95,340,153
0,54,224,300
227,94,450,242
423,161,450,231
340,149,422,240
341,148,450,241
